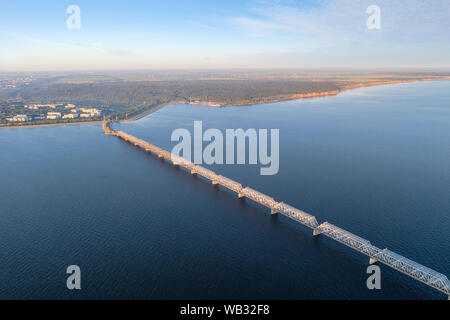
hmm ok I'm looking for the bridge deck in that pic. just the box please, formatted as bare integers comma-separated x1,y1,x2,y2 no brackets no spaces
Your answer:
104,122,450,298
275,203,319,229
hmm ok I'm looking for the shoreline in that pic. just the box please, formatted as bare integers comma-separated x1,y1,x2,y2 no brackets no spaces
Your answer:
183,90,341,108
339,77,450,91
1,77,449,130
0,120,103,130
182,77,450,108
0,102,174,130
119,102,174,122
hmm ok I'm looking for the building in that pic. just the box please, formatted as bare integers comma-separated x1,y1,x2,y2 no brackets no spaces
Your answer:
65,104,76,109
62,113,79,119
47,112,62,120
6,114,32,122
80,108,102,117
26,104,56,109
80,113,92,118
33,115,45,121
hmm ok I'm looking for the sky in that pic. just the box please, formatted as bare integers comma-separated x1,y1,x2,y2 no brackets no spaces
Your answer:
0,0,449,71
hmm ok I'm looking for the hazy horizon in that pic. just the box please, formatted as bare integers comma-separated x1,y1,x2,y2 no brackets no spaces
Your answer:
3,67,450,75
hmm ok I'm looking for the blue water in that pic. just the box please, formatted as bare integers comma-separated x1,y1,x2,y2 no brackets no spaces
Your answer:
0,81,449,299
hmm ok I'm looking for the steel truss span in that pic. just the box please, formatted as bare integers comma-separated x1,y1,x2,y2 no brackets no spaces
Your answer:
104,122,450,298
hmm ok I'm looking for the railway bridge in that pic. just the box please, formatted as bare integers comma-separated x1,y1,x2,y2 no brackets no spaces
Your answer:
103,121,450,299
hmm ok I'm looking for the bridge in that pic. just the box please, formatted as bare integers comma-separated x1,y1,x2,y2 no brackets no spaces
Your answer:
103,121,450,299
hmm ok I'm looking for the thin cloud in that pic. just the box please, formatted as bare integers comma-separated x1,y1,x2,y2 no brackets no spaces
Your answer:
231,0,450,42
231,17,295,36
0,30,141,59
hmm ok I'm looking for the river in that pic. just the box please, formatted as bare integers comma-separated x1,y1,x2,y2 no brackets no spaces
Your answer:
0,81,449,299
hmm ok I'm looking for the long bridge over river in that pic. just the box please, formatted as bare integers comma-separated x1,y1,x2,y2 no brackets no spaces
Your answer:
103,121,450,299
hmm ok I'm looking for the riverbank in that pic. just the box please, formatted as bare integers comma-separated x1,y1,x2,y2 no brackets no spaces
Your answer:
185,90,341,107
119,102,175,122
183,77,450,108
0,120,102,130
339,77,450,91
1,77,449,130
0,103,172,130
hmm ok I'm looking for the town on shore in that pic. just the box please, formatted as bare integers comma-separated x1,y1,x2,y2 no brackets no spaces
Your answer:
1,103,102,127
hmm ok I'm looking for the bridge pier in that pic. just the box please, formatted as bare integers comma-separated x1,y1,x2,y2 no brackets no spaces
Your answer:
238,193,244,199
270,208,278,215
212,181,219,186
158,154,164,159
313,229,322,236
369,258,378,265
191,170,197,175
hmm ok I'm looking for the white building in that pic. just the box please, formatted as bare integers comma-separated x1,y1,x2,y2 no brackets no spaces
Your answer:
47,112,62,120
62,113,79,119
6,114,32,122
80,108,102,117
26,104,56,109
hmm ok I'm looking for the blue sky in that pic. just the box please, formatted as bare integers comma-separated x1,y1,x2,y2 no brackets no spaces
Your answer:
0,0,449,71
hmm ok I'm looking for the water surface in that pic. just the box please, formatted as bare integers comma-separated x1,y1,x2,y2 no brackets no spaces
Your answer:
1,81,449,299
